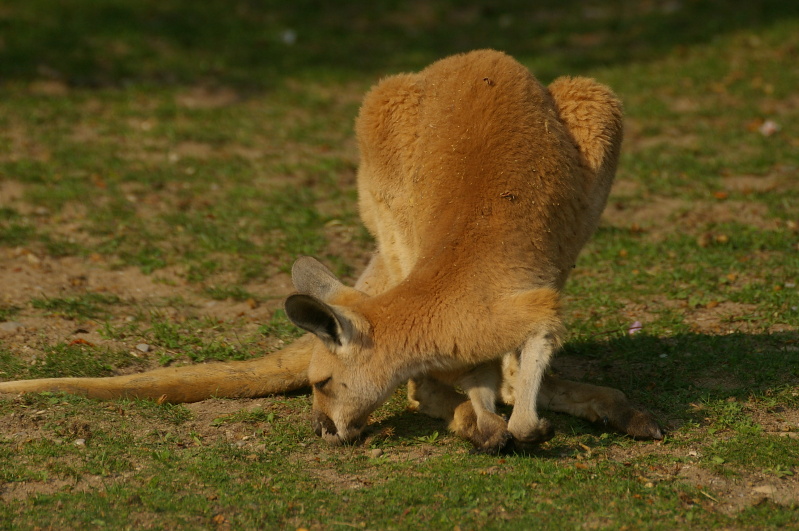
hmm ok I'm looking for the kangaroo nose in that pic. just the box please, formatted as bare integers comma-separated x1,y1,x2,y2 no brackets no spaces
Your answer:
312,410,337,438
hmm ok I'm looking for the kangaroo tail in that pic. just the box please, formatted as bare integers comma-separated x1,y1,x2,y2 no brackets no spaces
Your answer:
0,335,315,403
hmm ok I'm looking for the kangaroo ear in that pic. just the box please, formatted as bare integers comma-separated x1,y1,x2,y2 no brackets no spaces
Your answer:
284,294,356,348
547,76,623,178
291,256,344,301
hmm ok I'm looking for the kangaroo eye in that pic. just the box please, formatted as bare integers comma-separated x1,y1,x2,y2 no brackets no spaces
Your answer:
313,377,332,390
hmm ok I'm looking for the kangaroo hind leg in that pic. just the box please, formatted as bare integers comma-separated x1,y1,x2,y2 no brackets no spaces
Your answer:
539,374,663,439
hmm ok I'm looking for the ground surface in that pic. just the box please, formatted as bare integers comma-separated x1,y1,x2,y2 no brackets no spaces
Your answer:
1,1,798,529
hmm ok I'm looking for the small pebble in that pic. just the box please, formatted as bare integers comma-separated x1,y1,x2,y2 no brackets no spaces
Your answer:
759,120,780,137
369,448,384,459
74,439,86,447
136,343,150,353
281,29,297,45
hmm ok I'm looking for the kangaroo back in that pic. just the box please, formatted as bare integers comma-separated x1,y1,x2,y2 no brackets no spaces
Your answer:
357,50,621,291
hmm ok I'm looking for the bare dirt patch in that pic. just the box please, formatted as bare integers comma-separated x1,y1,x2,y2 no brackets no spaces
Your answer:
678,464,799,516
603,191,783,237
1,122,52,164
2,471,132,503
603,195,687,237
0,180,25,206
0,246,296,372
175,86,241,109
684,301,761,334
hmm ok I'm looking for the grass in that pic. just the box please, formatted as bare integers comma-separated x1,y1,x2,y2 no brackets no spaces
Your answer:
30,293,121,320
1,0,798,528
258,309,306,342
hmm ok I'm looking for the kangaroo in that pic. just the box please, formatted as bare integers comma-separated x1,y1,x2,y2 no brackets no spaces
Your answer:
0,50,661,452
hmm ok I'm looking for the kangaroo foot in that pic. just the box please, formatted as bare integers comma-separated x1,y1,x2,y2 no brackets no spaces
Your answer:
450,401,512,454
539,375,663,440
506,418,555,453
603,405,663,440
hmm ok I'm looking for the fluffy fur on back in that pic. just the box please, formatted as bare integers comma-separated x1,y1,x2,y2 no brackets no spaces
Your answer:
357,50,622,293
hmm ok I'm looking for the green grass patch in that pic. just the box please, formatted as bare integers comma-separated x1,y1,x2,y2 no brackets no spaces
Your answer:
211,407,275,427
31,293,122,320
124,398,194,425
0,348,26,379
257,309,304,342
27,342,143,379
203,285,256,302
0,304,21,322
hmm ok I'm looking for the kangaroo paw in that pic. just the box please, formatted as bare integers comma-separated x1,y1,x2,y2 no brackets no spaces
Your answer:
469,430,513,455
507,418,555,453
450,401,512,454
605,407,663,440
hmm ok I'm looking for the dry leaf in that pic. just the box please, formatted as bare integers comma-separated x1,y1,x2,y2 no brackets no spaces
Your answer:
759,120,780,136
752,485,776,496
68,339,94,347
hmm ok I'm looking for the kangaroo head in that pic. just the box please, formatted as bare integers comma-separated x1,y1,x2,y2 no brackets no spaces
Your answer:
284,257,392,444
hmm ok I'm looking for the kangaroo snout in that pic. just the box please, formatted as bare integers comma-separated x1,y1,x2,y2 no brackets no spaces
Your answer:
312,409,338,439
312,408,370,445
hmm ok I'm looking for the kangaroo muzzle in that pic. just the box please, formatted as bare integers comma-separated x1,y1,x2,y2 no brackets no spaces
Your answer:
312,409,338,439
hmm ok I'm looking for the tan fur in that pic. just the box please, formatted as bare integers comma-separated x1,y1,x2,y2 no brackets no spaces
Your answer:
0,50,661,451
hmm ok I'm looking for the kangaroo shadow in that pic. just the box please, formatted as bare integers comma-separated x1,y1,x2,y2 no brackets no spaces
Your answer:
555,330,798,410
